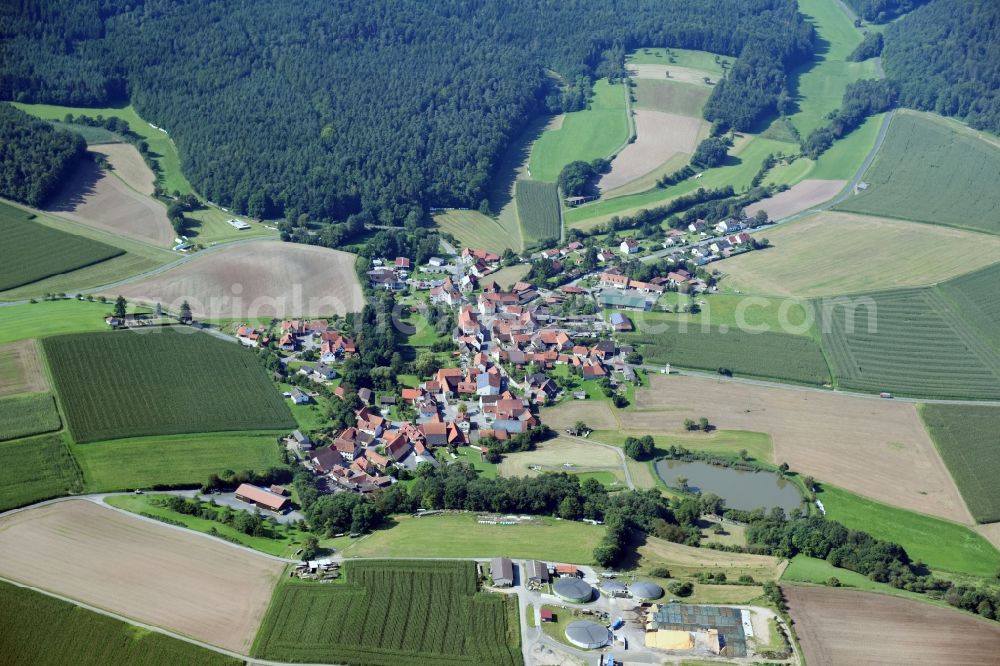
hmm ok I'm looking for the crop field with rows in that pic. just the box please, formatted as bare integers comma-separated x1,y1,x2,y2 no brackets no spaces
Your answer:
0,393,61,441
627,326,830,386
43,328,294,443
0,433,83,512
515,180,561,244
0,580,240,666
816,282,1000,400
0,202,124,291
253,560,522,666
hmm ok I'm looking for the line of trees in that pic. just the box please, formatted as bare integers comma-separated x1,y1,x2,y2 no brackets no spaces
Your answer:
802,79,899,158
0,104,84,206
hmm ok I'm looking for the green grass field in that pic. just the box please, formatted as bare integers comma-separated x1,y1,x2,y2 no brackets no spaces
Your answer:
937,262,1000,349
48,120,125,144
252,560,522,666
71,431,284,491
921,404,1000,524
0,300,120,345
592,429,774,464
626,326,831,386
0,393,61,442
434,209,521,252
0,580,240,666
628,48,729,76
0,433,83,512
816,281,1000,399
786,0,876,138
43,328,294,442
836,112,1000,234
14,102,193,195
818,485,1000,577
528,79,629,183
336,513,600,563
781,556,939,605
184,204,279,245
515,180,560,243
625,295,817,338
0,202,124,291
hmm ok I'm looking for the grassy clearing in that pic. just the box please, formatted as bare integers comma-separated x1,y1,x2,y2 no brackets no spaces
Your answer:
0,433,83,512
44,328,294,442
626,326,830,386
0,580,240,666
921,405,1000,524
14,102,193,195
633,79,711,116
514,180,561,244
786,0,876,137
628,48,729,76
49,120,125,144
816,280,1000,400
434,209,521,253
448,447,499,479
252,560,522,666
71,431,284,492
528,79,629,182
807,112,885,180
592,429,774,464
104,494,314,558
836,112,1000,234
781,556,936,605
183,205,278,245
636,534,784,580
0,202,124,291
818,485,1000,577
0,300,118,345
335,513,601,563
719,211,1000,298
487,264,531,289
0,393,61,442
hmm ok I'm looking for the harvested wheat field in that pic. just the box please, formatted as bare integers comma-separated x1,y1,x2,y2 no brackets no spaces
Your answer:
599,110,702,191
977,523,1000,551
639,534,784,580
627,63,717,86
0,500,283,652
541,400,620,432
44,158,173,247
743,179,844,221
630,374,971,523
0,339,47,396
89,143,156,195
114,240,364,319
721,211,1000,298
784,585,1000,666
499,435,623,478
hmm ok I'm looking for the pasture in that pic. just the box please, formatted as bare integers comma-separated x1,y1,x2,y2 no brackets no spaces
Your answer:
114,240,364,319
0,434,83,512
528,79,629,182
335,513,601,563
592,429,774,465
0,581,241,666
0,393,61,442
621,296,816,338
626,325,830,386
514,180,561,243
435,209,522,253
43,328,294,442
836,111,1000,234
44,157,175,247
818,485,999,577
90,143,156,195
14,102,193,195
0,201,124,291
498,435,623,479
786,0,876,138
816,283,1000,400
0,500,284,652
721,212,1000,298
627,48,728,77
784,586,1000,666
921,405,1000,524
637,534,784,581
0,300,120,345
183,204,279,245
742,179,844,221
629,374,971,524
72,431,284,492
252,560,522,666
0,339,47,396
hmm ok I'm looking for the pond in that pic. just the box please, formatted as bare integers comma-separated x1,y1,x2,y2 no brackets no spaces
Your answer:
654,459,803,513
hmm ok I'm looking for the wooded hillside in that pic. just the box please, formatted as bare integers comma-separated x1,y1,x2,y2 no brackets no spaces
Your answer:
0,0,812,227
0,104,85,206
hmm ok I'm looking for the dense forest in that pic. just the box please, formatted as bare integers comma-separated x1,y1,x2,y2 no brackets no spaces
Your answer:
0,103,84,206
843,0,927,23
0,0,812,230
883,0,1000,133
